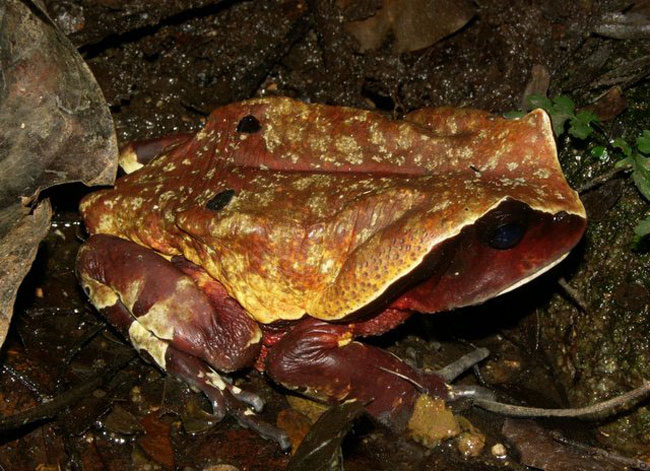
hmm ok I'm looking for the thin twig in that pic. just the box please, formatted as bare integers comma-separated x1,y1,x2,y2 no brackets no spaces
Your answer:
557,277,589,313
1,364,50,402
63,323,106,365
0,352,136,433
578,165,630,193
551,431,650,470
474,380,650,420
435,347,490,382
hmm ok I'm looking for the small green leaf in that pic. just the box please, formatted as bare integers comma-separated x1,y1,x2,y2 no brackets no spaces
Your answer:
550,115,570,137
632,171,650,200
615,155,633,169
634,215,650,239
633,215,650,248
525,94,552,111
569,111,598,139
590,146,607,159
631,154,650,200
549,96,576,137
503,110,526,119
637,130,650,155
575,110,599,126
552,95,575,115
568,117,592,139
613,138,633,157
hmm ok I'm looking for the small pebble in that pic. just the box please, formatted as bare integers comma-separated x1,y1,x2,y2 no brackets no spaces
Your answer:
491,443,507,459
203,465,240,471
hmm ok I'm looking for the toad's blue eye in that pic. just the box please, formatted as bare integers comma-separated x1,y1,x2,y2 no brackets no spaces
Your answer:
488,223,525,250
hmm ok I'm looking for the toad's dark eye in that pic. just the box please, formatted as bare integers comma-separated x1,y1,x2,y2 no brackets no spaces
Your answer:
488,222,525,250
236,115,261,134
206,189,236,211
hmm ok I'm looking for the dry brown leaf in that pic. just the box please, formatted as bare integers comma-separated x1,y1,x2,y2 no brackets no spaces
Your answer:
138,414,175,470
502,418,628,471
0,202,51,352
581,87,627,122
0,0,118,350
345,0,475,53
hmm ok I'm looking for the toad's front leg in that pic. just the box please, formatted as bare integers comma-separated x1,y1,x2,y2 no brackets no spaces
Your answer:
265,317,454,429
76,234,290,449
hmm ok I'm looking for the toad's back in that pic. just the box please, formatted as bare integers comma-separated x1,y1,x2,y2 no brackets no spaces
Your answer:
80,97,586,323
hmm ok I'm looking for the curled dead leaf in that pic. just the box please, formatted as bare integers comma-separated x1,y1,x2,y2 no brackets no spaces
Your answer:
0,0,118,350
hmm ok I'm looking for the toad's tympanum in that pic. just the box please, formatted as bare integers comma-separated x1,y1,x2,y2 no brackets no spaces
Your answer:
77,97,586,449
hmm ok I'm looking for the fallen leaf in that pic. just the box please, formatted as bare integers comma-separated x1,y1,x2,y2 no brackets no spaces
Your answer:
180,395,219,434
502,418,626,471
522,64,551,110
286,394,329,423
595,10,650,39
104,405,145,435
277,408,314,453
138,414,175,470
287,400,365,471
345,0,475,53
0,0,118,349
581,87,627,122
0,201,51,352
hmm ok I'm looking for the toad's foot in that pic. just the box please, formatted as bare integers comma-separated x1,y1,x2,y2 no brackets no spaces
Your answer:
166,345,290,450
265,318,451,430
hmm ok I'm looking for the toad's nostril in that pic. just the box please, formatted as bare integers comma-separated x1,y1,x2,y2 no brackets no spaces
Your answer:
206,189,236,212
236,115,261,134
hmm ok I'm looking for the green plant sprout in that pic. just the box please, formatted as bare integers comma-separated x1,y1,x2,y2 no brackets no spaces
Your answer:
506,94,650,245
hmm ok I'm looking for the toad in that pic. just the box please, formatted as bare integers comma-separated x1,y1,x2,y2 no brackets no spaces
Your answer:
76,97,587,449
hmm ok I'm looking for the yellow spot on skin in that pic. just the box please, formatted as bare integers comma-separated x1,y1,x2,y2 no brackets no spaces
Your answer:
128,321,169,369
195,128,208,141
120,279,143,311
205,370,227,390
335,136,363,165
119,148,144,174
131,197,144,210
246,327,262,348
136,278,197,340
396,124,415,149
337,332,353,347
80,276,118,309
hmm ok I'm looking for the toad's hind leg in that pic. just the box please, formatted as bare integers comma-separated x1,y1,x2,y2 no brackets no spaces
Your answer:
76,234,289,448
265,318,451,429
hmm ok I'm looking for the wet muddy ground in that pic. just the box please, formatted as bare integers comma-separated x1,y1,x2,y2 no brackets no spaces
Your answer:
2,0,650,469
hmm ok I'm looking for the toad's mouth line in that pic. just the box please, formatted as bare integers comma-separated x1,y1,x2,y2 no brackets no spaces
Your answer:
492,251,569,299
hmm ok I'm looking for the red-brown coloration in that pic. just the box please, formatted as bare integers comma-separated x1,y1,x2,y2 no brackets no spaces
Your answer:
391,201,586,312
265,318,449,430
80,97,585,324
77,234,261,372
77,97,587,446
119,133,193,173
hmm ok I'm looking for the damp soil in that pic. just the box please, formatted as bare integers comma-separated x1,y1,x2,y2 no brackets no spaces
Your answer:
3,0,650,469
